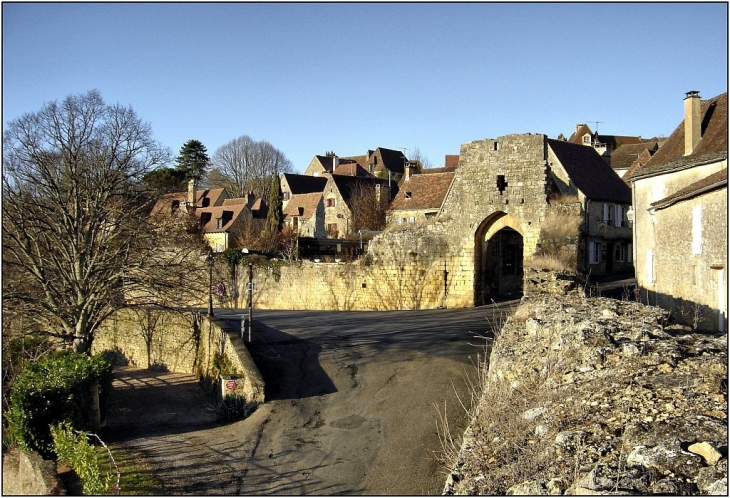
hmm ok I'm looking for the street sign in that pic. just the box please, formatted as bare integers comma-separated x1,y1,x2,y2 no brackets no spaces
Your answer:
246,283,258,291
225,379,237,390
216,283,226,296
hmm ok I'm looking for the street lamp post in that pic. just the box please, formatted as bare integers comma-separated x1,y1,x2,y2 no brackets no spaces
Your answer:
206,252,215,317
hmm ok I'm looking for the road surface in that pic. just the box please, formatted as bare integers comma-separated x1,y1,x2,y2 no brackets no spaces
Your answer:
104,303,517,495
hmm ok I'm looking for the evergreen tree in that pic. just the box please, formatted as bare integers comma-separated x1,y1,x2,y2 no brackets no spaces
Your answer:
265,174,283,233
175,139,210,181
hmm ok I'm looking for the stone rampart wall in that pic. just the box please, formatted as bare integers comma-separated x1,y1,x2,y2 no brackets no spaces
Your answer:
2,447,65,495
92,309,264,404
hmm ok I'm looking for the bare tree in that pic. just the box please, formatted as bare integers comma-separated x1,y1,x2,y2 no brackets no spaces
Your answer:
2,90,208,354
209,135,293,200
348,181,387,237
409,146,431,169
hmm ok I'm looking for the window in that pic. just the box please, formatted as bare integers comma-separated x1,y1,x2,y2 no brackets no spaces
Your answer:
217,217,224,229
326,223,338,238
199,212,212,225
215,243,223,253
405,191,412,199
692,205,702,254
614,205,623,227
615,244,626,262
283,192,291,201
603,203,614,225
589,241,601,264
171,200,180,212
325,198,336,208
583,134,591,145
627,243,632,263
292,217,298,230
496,175,508,194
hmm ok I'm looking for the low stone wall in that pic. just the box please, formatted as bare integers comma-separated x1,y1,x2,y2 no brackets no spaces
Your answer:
2,447,65,495
92,308,264,404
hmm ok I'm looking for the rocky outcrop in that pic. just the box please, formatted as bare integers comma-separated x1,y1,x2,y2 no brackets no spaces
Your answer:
444,290,727,495
2,446,65,495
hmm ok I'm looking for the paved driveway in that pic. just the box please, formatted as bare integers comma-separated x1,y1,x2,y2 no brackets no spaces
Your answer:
103,303,516,495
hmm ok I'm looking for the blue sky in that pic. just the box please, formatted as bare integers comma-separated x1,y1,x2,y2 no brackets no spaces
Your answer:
3,2,727,173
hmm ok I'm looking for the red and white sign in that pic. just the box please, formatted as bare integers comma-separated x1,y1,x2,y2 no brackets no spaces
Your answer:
225,379,237,390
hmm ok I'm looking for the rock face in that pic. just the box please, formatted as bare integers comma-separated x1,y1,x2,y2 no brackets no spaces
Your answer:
2,446,65,495
444,289,727,495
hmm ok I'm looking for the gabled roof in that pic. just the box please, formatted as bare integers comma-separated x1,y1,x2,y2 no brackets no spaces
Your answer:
651,168,728,210
389,172,455,211
282,173,328,194
548,139,632,203
333,163,372,177
568,124,593,143
371,147,408,174
196,204,249,233
329,175,390,210
283,192,322,220
150,188,226,217
609,141,660,172
628,92,728,181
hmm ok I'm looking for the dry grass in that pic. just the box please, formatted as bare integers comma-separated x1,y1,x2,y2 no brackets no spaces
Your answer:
527,253,573,272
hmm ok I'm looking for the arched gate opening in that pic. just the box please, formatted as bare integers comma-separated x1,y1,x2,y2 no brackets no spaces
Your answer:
475,214,524,305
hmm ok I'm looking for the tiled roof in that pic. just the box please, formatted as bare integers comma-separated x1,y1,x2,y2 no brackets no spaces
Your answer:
389,172,454,211
283,192,322,219
651,168,727,210
609,141,660,171
150,188,226,217
333,163,372,177
548,139,632,203
371,147,408,174
628,92,728,181
196,204,248,233
282,173,327,194
568,124,592,144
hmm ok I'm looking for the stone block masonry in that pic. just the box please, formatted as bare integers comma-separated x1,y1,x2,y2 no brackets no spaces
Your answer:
227,134,559,310
92,309,264,404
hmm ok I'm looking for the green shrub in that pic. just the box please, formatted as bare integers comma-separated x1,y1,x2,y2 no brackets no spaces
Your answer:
51,421,113,495
6,350,113,458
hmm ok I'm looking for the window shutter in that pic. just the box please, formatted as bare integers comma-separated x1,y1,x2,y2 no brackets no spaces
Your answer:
603,204,610,223
614,205,623,227
627,243,632,263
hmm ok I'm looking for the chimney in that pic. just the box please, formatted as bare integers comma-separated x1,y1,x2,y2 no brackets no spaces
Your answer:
404,163,413,181
187,179,196,205
684,90,701,156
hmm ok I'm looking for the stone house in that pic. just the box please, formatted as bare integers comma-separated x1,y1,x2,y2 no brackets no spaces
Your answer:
283,192,325,237
280,173,327,209
547,139,634,277
387,170,455,226
150,181,227,217
150,180,267,252
627,90,728,331
322,175,391,238
303,154,365,177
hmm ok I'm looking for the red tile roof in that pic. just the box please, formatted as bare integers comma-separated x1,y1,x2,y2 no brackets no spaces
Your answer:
388,172,454,211
283,192,322,220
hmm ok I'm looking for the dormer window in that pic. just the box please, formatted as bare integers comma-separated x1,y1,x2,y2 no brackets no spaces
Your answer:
199,212,212,226
202,197,210,207
405,191,412,199
171,200,180,212
582,134,591,145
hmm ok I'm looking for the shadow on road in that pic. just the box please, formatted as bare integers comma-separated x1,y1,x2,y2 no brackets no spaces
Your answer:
246,322,338,401
101,367,220,443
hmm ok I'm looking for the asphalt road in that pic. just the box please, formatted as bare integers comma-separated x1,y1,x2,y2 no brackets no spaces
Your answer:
105,302,518,495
